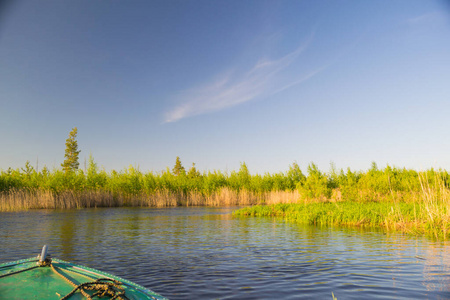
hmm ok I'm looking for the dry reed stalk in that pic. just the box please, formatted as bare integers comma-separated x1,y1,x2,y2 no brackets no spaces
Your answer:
186,191,205,206
330,189,342,202
148,190,177,207
205,187,239,206
81,190,117,208
1,189,39,211
265,190,300,205
1,187,302,211
238,190,259,206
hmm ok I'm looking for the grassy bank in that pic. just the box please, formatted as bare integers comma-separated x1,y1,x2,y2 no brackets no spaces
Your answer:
233,180,450,239
1,158,450,240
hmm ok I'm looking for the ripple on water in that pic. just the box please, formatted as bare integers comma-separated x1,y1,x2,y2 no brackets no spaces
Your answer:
1,207,450,299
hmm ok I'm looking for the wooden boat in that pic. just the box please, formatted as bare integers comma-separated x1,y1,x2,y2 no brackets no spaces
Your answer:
0,246,167,299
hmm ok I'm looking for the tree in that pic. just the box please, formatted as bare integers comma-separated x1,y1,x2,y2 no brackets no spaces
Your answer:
61,127,81,173
238,162,251,189
298,162,331,199
188,163,201,178
172,156,185,176
21,160,35,176
86,154,99,188
287,161,305,190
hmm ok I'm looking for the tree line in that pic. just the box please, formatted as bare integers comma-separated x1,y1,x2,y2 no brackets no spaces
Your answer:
1,128,449,202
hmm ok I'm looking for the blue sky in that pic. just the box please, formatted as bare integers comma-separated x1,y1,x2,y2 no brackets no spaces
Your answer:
1,0,450,174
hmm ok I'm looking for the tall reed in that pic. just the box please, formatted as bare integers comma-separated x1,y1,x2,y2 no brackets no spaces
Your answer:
0,187,299,211
417,172,450,238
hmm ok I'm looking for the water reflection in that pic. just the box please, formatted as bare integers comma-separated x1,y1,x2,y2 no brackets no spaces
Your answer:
58,212,77,259
0,207,449,299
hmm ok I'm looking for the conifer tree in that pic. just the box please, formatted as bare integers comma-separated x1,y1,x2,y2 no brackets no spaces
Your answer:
61,127,81,173
172,156,185,176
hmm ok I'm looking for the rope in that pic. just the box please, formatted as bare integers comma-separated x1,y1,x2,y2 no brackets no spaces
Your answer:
60,278,130,300
50,263,91,299
51,263,130,300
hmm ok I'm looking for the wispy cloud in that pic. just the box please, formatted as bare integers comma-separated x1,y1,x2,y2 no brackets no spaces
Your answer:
407,11,450,25
164,34,322,123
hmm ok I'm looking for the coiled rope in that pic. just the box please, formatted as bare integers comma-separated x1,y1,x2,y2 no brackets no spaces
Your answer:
50,262,130,300
59,278,130,300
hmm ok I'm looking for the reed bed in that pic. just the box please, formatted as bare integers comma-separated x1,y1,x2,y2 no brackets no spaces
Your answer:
1,160,450,238
0,187,294,211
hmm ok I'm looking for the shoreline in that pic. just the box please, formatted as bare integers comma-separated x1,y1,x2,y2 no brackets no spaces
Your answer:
1,187,448,239
233,201,449,240
1,163,448,239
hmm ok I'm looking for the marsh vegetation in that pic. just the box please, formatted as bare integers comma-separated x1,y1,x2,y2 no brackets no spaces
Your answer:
1,155,449,238
0,159,449,229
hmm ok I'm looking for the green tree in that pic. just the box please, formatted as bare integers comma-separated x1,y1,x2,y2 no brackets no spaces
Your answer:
172,156,185,176
238,162,251,190
86,154,101,189
21,160,35,176
287,161,305,190
298,162,331,199
188,163,201,178
61,127,81,173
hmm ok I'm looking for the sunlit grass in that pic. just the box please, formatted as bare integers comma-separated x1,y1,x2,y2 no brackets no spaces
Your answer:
233,179,450,240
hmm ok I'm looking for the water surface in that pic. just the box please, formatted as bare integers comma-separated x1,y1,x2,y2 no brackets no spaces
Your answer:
1,207,449,299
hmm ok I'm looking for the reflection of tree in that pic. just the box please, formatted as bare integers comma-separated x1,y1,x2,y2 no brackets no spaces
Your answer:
123,213,140,239
59,212,77,260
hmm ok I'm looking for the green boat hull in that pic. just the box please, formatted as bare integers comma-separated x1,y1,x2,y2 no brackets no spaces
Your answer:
0,257,167,299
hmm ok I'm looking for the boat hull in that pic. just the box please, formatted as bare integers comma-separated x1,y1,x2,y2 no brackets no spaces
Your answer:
0,257,167,299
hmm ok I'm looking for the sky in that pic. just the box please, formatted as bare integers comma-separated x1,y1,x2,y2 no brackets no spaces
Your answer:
1,0,450,175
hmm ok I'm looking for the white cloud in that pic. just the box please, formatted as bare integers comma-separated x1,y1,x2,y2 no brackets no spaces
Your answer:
407,11,450,26
164,34,322,123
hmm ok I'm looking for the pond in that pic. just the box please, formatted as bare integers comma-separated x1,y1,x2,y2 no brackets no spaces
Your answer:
0,207,449,299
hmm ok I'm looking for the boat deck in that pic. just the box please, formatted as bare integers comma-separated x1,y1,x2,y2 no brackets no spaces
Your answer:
0,257,166,300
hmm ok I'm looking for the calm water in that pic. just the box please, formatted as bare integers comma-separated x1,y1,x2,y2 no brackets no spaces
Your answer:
0,207,449,299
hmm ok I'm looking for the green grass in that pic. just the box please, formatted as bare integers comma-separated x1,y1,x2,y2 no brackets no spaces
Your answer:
234,202,407,226
233,200,450,239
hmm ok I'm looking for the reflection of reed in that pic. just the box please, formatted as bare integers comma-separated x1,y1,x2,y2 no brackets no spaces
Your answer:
421,241,450,293
0,188,301,210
